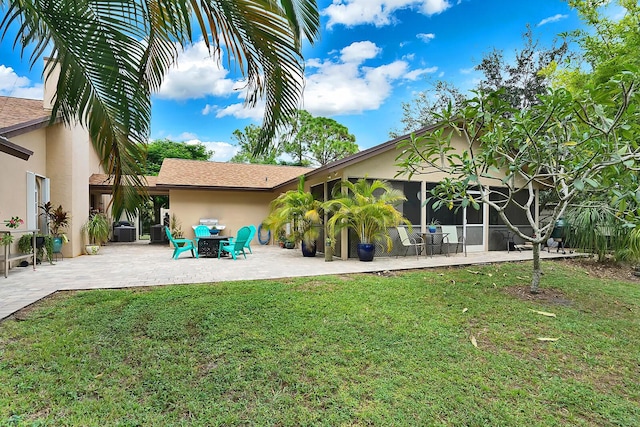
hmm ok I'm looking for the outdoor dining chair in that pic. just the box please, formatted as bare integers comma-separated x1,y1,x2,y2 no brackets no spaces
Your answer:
165,226,198,259
194,225,211,241
396,226,425,259
244,224,257,254
440,225,466,256
218,226,251,260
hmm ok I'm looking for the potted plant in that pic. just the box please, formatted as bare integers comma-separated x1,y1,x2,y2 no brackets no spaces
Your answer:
1,215,22,248
324,178,409,261
428,218,440,233
264,177,322,257
40,202,70,253
81,212,109,255
18,233,54,264
169,214,186,247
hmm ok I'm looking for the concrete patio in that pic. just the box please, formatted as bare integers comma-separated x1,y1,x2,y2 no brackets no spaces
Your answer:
0,241,579,321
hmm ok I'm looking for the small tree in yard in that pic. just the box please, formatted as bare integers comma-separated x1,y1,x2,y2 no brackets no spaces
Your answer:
396,71,640,293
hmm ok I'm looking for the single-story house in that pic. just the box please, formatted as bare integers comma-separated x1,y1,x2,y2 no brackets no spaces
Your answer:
2,66,536,265
140,126,537,260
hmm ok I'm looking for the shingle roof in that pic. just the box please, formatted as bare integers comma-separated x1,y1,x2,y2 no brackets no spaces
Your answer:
0,96,50,134
157,158,313,190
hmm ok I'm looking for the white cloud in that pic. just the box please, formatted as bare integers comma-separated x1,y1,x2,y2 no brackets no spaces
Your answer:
0,65,43,99
537,14,568,26
417,33,435,43
420,0,450,15
202,104,216,115
215,101,265,121
301,41,415,116
323,0,452,28
183,138,238,162
404,66,438,81
220,40,421,119
157,41,237,100
459,67,475,74
340,41,381,62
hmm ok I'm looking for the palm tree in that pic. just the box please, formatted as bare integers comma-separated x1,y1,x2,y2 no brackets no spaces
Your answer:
324,178,409,260
264,176,322,253
1,0,319,216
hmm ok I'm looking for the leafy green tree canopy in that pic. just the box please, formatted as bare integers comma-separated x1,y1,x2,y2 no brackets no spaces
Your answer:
567,0,640,85
143,139,213,175
283,110,358,166
229,125,282,164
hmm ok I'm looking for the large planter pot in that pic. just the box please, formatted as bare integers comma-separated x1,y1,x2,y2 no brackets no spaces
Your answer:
357,243,375,262
85,244,100,255
301,241,316,257
52,236,63,253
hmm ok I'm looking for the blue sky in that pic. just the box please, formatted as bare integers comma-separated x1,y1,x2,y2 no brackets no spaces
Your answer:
0,0,586,162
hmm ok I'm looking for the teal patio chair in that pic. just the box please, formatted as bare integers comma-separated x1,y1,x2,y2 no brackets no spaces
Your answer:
244,224,257,254
165,226,198,259
194,225,211,241
218,226,251,260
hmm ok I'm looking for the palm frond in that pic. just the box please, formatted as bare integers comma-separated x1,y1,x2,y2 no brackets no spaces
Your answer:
197,0,318,153
1,0,319,216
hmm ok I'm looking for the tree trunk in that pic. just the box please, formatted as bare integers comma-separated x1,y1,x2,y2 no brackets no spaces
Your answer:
531,242,542,293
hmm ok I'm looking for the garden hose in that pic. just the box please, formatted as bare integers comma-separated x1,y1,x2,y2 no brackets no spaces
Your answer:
257,224,270,245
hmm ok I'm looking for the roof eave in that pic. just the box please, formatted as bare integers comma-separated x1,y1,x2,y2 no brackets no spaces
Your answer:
0,135,34,160
155,184,277,192
0,115,59,138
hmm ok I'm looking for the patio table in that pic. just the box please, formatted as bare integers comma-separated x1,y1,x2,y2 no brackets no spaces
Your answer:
420,232,450,257
197,235,230,258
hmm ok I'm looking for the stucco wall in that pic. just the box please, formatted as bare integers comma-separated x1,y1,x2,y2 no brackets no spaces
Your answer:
46,122,102,257
169,189,277,244
0,128,48,217
1,120,101,259
0,129,48,256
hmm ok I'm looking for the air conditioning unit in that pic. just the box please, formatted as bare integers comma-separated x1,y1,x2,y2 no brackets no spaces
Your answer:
150,224,166,243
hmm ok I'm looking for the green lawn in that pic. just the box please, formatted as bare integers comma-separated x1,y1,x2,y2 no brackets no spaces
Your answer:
1,261,638,426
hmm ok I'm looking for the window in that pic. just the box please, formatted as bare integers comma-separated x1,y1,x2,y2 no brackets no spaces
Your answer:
489,187,533,225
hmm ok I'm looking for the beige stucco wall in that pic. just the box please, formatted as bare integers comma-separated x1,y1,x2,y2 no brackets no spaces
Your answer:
0,129,48,256
169,189,278,244
0,128,48,216
1,120,101,260
46,122,102,257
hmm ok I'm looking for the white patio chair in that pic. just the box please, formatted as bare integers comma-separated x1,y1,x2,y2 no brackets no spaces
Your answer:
396,227,424,259
440,225,466,257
